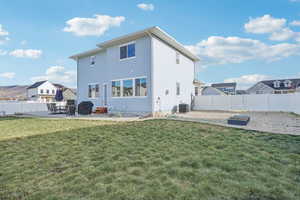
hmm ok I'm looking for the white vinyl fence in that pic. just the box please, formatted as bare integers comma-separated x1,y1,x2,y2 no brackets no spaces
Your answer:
0,102,48,115
193,93,300,114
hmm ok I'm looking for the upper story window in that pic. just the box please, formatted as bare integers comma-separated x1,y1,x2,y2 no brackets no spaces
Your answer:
120,43,135,60
46,89,49,94
90,56,96,66
52,90,55,94
273,81,281,88
284,80,292,88
88,84,99,98
176,52,180,64
40,89,43,94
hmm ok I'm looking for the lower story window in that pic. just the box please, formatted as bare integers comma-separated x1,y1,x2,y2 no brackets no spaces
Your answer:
135,78,147,96
123,79,133,97
112,81,121,97
88,84,99,98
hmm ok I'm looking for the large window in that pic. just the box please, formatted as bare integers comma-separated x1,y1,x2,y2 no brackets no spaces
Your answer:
112,81,121,97
40,89,43,94
123,79,133,97
112,77,147,98
135,78,147,96
88,84,99,98
120,43,135,60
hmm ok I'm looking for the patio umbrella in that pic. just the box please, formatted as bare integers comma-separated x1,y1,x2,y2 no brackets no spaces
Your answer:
55,89,64,102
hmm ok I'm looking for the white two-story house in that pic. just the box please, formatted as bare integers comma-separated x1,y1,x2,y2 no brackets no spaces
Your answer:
27,81,58,102
70,26,200,114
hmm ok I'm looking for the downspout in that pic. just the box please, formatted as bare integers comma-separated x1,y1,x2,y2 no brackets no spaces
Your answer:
146,32,155,115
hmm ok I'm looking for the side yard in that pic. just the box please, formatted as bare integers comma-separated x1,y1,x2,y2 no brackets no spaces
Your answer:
0,118,299,200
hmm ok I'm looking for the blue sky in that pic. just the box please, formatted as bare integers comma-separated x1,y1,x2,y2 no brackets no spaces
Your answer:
1,0,300,89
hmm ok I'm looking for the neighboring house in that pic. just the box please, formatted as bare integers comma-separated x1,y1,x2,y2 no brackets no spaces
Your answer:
70,26,199,114
236,90,248,95
193,80,205,96
27,81,76,102
27,81,58,102
62,88,77,101
201,86,226,96
247,78,300,94
211,82,237,95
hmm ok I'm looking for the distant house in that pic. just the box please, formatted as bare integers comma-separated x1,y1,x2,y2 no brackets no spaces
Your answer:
27,81,57,102
62,88,76,101
201,86,226,96
236,90,248,95
247,78,300,94
193,80,205,96
211,82,236,95
27,81,76,102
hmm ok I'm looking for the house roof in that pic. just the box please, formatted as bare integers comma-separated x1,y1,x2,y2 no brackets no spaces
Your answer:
201,86,227,95
27,81,47,89
211,82,237,88
53,83,64,89
70,26,200,61
236,90,248,95
260,78,300,90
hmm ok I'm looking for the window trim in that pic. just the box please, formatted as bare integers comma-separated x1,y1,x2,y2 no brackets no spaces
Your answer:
88,83,100,99
111,76,147,99
119,42,136,61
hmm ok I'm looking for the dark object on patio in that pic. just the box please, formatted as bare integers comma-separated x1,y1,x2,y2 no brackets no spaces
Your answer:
66,100,76,116
47,103,58,114
78,101,94,115
67,105,76,116
228,115,250,126
55,89,64,102
179,103,189,113
67,100,76,106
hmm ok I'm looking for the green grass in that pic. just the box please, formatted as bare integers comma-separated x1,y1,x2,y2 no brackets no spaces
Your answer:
0,117,299,200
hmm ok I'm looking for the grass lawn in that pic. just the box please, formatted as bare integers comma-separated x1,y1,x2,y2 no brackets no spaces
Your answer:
0,117,299,200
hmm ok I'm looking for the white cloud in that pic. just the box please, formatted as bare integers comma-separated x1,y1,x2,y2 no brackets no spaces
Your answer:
224,74,271,89
63,14,125,36
9,49,42,59
137,3,155,11
290,20,300,26
290,0,300,2
0,72,16,79
21,40,27,45
31,66,76,85
0,24,10,45
186,36,300,66
244,15,300,41
0,24,9,36
0,49,7,56
269,28,296,41
244,15,286,34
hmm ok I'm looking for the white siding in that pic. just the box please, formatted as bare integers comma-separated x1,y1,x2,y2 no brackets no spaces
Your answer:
152,36,195,113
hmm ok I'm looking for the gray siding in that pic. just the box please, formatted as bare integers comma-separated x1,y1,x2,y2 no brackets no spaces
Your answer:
77,36,152,113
